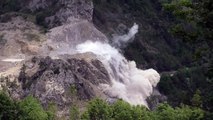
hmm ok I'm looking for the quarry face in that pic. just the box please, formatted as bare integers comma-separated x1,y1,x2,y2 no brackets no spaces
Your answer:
0,0,161,118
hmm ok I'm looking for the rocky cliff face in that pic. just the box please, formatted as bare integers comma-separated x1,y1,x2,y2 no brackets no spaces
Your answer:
25,0,93,28
0,0,109,117
0,0,163,118
1,0,93,28
42,20,108,57
0,13,45,58
2,54,110,117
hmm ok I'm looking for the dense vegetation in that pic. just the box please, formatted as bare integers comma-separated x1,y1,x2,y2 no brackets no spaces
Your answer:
163,0,212,46
0,92,50,120
0,92,205,120
82,98,204,120
158,67,213,119
158,0,213,117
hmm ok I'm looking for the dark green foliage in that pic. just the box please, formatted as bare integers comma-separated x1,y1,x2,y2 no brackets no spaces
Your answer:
162,0,213,81
0,93,206,120
111,100,154,120
191,90,202,107
155,103,204,120
112,100,133,120
0,92,17,120
70,105,80,120
0,0,21,15
46,102,57,120
162,0,213,64
81,98,112,120
18,96,49,120
131,105,153,120
82,98,204,120
0,92,52,120
158,66,213,112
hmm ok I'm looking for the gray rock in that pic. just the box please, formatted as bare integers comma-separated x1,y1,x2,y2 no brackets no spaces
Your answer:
13,54,110,117
42,20,108,57
24,0,93,28
147,88,167,110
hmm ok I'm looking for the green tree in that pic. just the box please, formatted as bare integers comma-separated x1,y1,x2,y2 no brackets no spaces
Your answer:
81,98,204,120
131,105,153,120
155,103,204,120
175,105,204,120
70,105,80,120
163,1,213,77
46,102,57,120
18,96,48,120
81,98,112,120
155,103,177,120
111,100,133,120
191,89,202,107
163,0,213,45
0,92,17,120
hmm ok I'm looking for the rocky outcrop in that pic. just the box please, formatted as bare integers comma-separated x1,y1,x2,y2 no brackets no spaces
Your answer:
0,13,45,58
147,88,167,110
7,54,110,117
41,20,108,57
24,0,93,28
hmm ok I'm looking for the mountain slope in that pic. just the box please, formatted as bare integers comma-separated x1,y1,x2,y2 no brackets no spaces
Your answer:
93,0,194,71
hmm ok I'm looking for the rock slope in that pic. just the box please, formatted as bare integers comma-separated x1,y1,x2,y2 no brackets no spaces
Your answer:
2,54,110,117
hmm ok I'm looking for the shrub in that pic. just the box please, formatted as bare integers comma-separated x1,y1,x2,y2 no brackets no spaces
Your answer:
70,105,80,120
0,92,17,120
18,96,48,120
81,98,112,120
